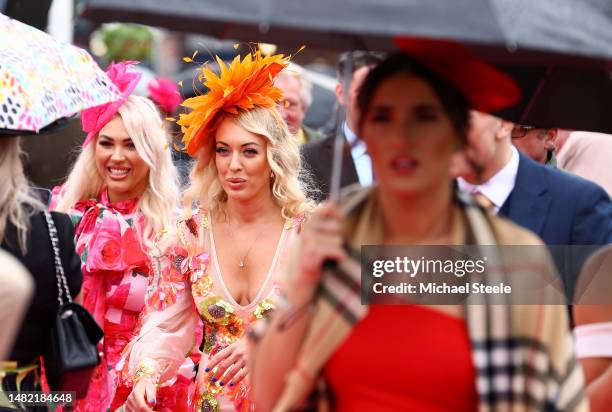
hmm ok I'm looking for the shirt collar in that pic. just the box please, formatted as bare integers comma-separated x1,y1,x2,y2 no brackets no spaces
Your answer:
343,122,367,157
457,145,520,211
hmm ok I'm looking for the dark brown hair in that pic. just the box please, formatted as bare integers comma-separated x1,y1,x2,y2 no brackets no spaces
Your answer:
357,52,470,143
336,50,384,81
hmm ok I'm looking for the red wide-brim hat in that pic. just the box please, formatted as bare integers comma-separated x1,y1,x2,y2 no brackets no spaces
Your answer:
394,36,520,113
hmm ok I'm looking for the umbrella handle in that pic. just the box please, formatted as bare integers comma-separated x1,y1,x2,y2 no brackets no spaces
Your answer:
328,118,346,203
328,53,354,203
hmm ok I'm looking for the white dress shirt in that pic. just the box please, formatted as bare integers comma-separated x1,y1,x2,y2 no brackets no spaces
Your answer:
344,123,373,186
457,146,520,214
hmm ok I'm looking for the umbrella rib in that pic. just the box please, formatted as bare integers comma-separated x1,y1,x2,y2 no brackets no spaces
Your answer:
519,66,553,125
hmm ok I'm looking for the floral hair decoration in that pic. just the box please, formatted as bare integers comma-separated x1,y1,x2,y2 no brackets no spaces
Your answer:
177,51,289,156
147,77,181,115
81,61,142,146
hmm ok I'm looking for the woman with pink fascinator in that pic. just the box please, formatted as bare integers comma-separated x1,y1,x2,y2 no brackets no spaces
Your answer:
51,61,194,411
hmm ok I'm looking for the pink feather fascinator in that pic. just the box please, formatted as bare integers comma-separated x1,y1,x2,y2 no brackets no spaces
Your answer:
81,61,142,146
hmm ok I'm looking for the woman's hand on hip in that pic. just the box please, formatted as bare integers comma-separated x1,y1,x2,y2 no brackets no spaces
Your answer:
207,339,249,387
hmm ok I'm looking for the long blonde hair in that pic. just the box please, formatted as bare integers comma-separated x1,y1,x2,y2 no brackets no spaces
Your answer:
55,95,180,248
183,106,314,219
0,137,45,253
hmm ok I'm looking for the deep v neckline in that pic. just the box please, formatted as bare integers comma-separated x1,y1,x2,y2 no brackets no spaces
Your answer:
208,213,288,309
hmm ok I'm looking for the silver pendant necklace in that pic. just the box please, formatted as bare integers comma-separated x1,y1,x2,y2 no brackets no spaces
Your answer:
227,218,264,269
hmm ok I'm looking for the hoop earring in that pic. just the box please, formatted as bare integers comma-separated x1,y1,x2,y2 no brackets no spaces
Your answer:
270,171,276,180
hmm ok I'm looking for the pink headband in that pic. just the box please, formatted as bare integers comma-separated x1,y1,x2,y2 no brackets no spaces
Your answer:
81,61,142,146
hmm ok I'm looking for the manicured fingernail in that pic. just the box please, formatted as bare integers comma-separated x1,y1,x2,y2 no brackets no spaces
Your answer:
219,381,224,386
229,382,234,387
148,399,156,405
205,368,210,372
211,377,217,382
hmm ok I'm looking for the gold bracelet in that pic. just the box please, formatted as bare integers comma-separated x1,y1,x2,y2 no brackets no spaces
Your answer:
133,363,157,383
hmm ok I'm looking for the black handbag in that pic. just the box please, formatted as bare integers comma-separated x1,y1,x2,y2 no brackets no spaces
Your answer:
41,211,104,399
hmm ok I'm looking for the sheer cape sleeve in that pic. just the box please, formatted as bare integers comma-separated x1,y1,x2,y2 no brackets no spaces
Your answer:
121,216,207,385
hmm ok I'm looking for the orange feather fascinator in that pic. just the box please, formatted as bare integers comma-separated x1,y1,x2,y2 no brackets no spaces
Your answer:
178,51,289,156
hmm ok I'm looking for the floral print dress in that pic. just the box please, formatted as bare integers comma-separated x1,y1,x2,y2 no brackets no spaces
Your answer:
125,209,303,411
50,188,195,412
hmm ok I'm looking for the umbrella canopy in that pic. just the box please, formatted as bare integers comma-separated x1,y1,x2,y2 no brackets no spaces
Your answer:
82,0,612,133
82,0,612,61
0,13,121,133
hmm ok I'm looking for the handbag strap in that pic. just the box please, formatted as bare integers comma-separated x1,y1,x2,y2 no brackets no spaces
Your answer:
43,210,72,305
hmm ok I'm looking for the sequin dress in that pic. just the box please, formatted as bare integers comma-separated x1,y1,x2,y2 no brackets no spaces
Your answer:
124,210,303,411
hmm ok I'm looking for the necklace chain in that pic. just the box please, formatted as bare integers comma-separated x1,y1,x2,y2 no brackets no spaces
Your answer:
226,218,265,269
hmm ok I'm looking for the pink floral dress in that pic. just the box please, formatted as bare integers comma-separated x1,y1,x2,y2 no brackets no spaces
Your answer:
51,188,196,412
124,210,303,411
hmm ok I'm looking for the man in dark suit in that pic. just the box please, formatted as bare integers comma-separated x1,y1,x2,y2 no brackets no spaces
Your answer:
456,111,612,245
301,51,382,203
497,153,612,245
455,111,612,297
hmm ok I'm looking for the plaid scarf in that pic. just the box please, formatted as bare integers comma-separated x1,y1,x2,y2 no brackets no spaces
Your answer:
265,186,587,412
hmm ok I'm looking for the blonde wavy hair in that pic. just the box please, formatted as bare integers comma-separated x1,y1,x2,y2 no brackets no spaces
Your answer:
0,137,45,253
183,106,314,219
55,95,180,248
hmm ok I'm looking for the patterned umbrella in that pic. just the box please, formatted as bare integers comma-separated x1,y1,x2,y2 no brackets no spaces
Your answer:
0,13,121,133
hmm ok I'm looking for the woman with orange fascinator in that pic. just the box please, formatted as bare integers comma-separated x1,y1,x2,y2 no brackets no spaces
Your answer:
123,51,314,411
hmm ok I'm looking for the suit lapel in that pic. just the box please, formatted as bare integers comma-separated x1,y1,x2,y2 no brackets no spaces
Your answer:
499,153,551,237
341,152,359,187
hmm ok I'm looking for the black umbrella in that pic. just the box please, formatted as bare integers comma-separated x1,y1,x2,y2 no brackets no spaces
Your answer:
82,0,612,131
82,0,612,60
465,47,612,133
494,63,612,132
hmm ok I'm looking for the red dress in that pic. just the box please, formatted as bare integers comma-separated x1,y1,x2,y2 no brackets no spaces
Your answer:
324,305,478,412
